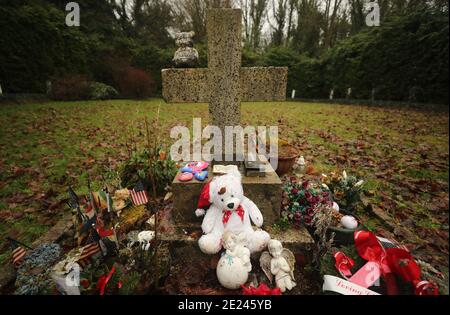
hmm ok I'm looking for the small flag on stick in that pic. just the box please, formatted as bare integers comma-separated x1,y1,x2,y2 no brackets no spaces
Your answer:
68,187,87,222
7,237,32,268
130,181,149,206
12,247,27,268
68,187,80,209
77,242,102,269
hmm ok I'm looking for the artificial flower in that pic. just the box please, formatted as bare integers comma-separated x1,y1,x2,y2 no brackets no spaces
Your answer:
242,283,282,295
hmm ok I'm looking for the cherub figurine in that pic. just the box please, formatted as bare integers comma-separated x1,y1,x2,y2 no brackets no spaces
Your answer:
226,233,252,272
216,232,251,289
260,240,296,293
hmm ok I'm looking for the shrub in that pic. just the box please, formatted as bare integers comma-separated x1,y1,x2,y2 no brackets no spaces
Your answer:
89,82,119,100
0,2,89,94
120,147,177,196
115,67,156,99
51,75,91,101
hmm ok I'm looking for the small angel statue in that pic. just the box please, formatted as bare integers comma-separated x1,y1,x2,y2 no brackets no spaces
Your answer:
216,232,252,289
260,239,296,293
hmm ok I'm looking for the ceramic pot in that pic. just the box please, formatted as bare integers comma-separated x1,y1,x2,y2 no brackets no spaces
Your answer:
276,144,299,176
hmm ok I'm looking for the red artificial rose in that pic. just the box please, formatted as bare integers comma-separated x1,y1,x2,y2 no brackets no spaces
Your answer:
242,283,282,295
80,279,90,289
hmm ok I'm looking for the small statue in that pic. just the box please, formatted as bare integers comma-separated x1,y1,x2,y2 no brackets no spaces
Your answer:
172,31,199,68
138,231,155,251
216,232,251,290
260,240,297,293
126,230,155,251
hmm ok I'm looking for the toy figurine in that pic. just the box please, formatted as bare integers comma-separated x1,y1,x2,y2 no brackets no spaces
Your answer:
216,232,251,289
260,239,297,293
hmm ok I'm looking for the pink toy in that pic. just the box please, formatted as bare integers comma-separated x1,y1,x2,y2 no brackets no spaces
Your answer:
179,172,194,182
181,161,209,174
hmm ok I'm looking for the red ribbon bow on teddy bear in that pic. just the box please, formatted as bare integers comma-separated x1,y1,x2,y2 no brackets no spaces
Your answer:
222,206,245,225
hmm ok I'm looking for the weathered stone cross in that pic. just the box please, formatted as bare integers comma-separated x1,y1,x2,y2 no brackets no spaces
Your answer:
162,8,288,131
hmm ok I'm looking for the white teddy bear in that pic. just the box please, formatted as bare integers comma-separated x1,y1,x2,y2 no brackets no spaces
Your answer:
195,169,270,255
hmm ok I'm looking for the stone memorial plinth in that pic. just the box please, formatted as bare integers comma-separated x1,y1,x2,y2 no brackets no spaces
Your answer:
172,161,282,226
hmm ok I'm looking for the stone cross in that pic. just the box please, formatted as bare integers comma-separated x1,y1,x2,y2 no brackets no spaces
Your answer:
162,8,288,131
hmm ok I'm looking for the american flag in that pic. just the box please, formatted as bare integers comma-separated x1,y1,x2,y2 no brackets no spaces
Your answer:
7,238,30,268
377,236,409,251
77,242,102,269
12,246,27,268
130,181,148,206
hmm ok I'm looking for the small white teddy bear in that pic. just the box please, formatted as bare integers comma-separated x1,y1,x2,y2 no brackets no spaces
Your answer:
138,231,155,251
195,169,270,254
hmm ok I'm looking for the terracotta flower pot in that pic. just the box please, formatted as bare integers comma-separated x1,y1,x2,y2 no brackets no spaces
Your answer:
276,144,299,176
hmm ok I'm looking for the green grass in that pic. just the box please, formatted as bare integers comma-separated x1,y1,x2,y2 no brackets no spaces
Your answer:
0,99,448,267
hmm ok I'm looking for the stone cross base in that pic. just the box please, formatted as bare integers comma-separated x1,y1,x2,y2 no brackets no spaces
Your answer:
172,164,282,226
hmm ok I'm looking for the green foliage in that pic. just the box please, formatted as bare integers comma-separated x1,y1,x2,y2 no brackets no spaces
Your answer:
242,47,263,67
0,0,90,93
89,82,119,100
321,171,366,211
272,216,291,232
0,1,447,103
133,43,174,93
118,271,141,295
120,148,177,196
324,9,449,103
290,55,328,98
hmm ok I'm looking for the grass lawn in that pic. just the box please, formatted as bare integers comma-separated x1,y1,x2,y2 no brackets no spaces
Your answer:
0,99,448,272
